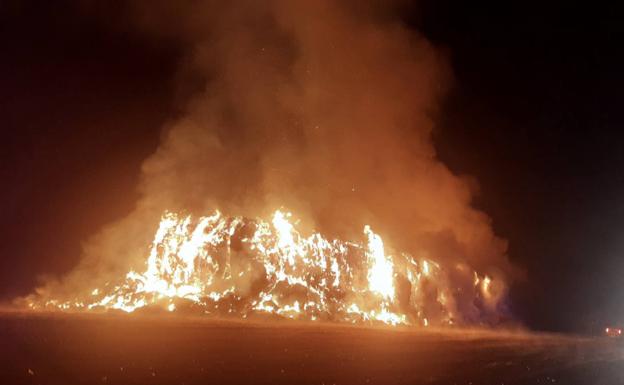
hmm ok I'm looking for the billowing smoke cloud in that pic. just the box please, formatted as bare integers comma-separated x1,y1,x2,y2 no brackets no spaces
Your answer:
25,0,517,324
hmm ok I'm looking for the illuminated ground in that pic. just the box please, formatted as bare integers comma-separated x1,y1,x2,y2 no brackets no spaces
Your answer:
1,313,622,385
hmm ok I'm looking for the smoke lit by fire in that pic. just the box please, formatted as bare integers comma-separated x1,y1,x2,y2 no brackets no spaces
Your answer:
18,1,516,327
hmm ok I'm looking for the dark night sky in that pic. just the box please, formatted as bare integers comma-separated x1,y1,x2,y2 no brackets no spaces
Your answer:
1,0,624,333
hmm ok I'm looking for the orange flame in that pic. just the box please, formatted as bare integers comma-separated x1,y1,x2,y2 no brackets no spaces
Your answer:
26,210,501,326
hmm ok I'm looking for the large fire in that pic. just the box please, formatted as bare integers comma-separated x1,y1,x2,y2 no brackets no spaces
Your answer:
25,210,501,326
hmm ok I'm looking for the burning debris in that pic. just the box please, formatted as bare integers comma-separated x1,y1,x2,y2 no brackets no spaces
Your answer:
25,210,503,326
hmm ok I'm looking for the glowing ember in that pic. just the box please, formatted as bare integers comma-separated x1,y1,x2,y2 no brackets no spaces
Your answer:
25,210,502,326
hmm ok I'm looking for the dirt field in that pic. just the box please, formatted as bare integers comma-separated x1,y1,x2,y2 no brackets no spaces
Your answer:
1,313,621,385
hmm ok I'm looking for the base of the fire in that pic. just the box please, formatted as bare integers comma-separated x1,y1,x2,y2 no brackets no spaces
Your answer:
23,210,505,327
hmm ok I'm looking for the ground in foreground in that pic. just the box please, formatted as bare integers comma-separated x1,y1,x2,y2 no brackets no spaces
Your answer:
1,313,622,385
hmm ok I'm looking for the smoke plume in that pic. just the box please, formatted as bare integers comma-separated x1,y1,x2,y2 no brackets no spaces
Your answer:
26,0,516,324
